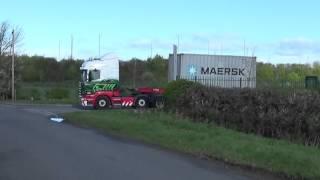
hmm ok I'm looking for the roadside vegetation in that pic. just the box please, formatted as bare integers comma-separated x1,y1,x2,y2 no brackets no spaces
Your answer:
16,81,79,104
167,80,320,146
64,110,320,179
63,80,320,179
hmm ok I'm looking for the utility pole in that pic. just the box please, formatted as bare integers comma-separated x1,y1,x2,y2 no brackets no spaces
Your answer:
251,46,256,57
243,40,246,57
177,35,180,52
70,35,73,60
150,43,153,58
99,33,101,58
208,40,210,55
11,29,15,102
58,40,61,60
133,59,137,87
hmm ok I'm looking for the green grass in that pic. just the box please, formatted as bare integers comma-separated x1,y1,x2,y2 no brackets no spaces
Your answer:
2,99,77,105
63,110,320,179
16,81,79,104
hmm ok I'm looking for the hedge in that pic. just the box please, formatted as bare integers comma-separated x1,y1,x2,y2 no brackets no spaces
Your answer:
166,81,320,146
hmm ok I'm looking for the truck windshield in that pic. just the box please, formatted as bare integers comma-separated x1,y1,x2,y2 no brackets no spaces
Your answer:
89,69,101,81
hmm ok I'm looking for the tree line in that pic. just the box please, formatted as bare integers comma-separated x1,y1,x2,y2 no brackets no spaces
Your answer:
2,20,320,99
120,55,168,87
11,55,320,84
2,54,320,86
18,56,82,82
257,62,320,81
15,54,167,84
0,54,169,98
2,53,320,100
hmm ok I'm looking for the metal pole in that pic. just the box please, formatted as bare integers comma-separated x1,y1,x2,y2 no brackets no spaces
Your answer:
150,43,153,58
71,35,73,60
99,33,101,58
177,35,180,52
243,40,246,57
58,40,60,60
173,45,178,80
11,29,15,102
208,40,210,55
133,59,136,87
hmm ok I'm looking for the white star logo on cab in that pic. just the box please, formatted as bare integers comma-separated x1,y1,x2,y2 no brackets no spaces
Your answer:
188,65,197,76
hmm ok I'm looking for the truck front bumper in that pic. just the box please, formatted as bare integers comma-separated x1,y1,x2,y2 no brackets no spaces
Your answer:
80,95,95,107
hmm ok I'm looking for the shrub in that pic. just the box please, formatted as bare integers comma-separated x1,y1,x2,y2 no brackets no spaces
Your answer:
17,87,41,100
46,88,69,100
174,86,320,146
164,79,200,109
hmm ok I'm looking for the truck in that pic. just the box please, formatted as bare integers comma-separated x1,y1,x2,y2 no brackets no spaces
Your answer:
79,54,165,109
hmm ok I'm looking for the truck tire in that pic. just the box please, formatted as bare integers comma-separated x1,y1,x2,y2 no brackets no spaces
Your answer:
136,97,148,108
96,97,110,109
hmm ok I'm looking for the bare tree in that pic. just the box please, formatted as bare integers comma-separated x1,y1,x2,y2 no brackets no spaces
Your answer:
0,21,23,56
0,21,23,100
0,21,10,56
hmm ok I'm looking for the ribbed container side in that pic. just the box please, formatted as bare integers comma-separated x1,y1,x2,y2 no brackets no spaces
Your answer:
169,54,256,88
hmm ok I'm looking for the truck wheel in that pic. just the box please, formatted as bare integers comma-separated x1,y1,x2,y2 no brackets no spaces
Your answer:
136,97,148,108
96,97,110,109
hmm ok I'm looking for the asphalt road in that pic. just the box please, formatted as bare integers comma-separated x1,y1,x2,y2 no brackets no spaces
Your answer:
0,104,281,180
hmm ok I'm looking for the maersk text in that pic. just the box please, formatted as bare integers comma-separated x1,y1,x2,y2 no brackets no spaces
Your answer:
201,67,245,76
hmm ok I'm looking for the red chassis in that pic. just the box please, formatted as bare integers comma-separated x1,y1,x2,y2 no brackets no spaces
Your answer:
80,87,165,109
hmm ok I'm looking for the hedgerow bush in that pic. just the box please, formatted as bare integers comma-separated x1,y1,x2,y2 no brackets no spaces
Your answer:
164,80,200,109
16,87,41,100
46,88,69,100
172,83,320,146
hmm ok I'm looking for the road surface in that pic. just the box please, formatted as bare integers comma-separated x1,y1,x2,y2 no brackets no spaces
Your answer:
0,104,281,180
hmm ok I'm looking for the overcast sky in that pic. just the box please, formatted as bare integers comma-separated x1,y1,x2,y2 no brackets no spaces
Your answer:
2,0,320,63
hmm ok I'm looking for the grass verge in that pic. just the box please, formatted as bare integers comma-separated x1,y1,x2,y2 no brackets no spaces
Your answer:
63,110,320,179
